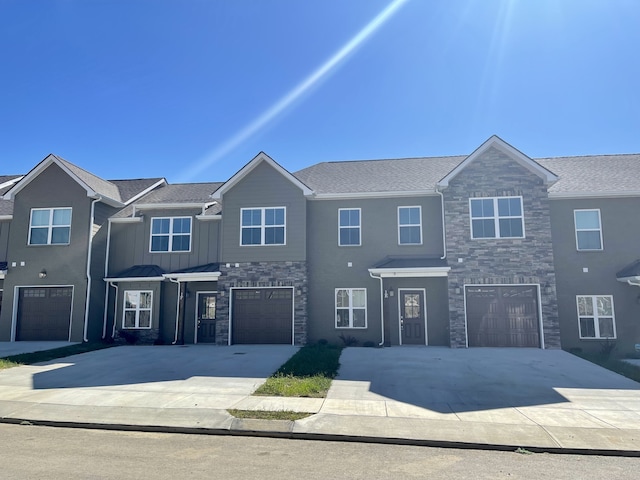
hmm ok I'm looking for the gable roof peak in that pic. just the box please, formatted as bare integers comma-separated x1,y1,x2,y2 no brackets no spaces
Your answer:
436,135,558,189
211,151,313,200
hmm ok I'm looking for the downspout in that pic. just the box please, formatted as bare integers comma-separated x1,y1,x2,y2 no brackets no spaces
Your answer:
102,219,113,339
369,271,385,347
436,187,447,260
83,196,102,342
168,278,181,344
110,281,119,338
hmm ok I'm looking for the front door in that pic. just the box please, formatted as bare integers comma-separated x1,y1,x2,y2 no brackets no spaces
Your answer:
400,290,426,345
196,292,217,343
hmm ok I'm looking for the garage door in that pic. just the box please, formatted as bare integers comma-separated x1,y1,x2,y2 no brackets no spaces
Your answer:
232,288,293,344
16,287,73,341
466,285,540,347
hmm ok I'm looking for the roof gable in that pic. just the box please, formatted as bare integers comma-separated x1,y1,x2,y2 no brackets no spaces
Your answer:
3,154,124,206
437,136,558,189
211,152,313,200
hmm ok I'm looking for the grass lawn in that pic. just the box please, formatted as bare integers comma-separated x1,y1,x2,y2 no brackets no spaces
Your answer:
0,342,115,370
253,343,343,398
571,351,640,384
227,409,311,421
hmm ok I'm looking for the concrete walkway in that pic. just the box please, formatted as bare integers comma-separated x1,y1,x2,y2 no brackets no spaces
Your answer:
0,345,639,455
0,342,79,357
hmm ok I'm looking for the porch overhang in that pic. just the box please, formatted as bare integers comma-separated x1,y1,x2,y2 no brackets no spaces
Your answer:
368,256,450,278
162,263,221,282
103,264,166,283
616,259,640,287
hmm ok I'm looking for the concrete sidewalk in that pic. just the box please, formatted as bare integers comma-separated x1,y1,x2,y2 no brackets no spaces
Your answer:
0,345,639,455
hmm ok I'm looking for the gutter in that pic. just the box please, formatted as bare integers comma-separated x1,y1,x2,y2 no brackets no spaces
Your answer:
369,271,385,347
83,196,102,342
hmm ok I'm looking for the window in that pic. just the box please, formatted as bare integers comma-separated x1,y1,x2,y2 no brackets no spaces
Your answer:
576,295,616,339
470,197,524,239
123,291,152,329
398,206,422,245
241,207,285,245
574,209,602,250
338,208,361,246
150,217,192,252
28,207,72,245
335,288,367,328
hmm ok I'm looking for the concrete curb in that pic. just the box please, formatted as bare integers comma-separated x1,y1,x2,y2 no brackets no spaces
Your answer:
2,416,639,458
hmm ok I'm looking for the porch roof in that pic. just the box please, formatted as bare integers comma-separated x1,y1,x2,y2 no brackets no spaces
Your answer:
616,259,640,285
163,263,221,282
369,256,450,278
104,264,166,282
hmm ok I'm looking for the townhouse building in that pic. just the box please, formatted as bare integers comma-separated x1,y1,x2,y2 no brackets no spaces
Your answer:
1,136,639,355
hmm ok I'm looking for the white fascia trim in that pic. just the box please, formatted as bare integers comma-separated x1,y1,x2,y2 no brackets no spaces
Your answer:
133,202,215,210
0,271,6,279
367,267,450,278
123,179,167,205
312,190,436,200
0,176,23,191
0,215,12,221
195,214,222,221
549,191,640,199
212,153,314,200
617,276,640,285
437,135,558,189
103,276,165,282
108,217,143,224
162,272,221,282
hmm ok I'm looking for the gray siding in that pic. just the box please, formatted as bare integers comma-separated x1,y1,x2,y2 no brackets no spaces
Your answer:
0,220,9,261
443,147,560,348
108,210,220,275
220,161,307,262
549,197,640,355
0,164,92,341
306,196,449,345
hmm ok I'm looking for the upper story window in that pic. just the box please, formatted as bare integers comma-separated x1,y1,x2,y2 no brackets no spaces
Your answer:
150,217,192,252
123,290,152,329
577,295,615,339
28,207,72,245
398,206,422,245
574,209,602,251
470,196,524,239
335,288,367,328
241,207,286,246
339,208,361,246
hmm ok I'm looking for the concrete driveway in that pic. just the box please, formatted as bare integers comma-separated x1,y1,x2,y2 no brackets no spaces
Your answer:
0,342,79,358
0,344,297,408
320,347,640,429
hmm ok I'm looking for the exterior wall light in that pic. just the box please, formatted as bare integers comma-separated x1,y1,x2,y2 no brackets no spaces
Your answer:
39,269,47,279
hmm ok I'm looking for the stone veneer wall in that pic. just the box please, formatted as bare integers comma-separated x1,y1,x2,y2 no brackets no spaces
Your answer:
215,261,308,345
443,147,560,348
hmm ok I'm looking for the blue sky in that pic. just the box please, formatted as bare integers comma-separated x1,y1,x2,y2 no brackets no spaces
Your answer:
1,0,639,183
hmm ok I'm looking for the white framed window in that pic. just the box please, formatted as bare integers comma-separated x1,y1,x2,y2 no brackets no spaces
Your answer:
338,208,361,246
470,196,524,239
574,209,603,251
241,207,286,245
28,207,72,245
335,288,367,328
576,295,616,339
150,217,192,252
398,206,422,245
123,290,153,329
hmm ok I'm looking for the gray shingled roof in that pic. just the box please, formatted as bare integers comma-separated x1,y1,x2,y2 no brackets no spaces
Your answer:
55,156,123,202
372,256,449,269
294,156,465,195
537,154,640,196
295,153,640,196
108,264,166,279
616,259,640,279
112,182,223,218
0,175,21,216
110,178,165,203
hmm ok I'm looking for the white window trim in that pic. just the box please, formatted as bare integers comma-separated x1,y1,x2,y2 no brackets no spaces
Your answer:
576,295,616,339
335,288,367,329
28,207,72,245
338,208,361,246
469,196,525,239
149,216,192,253
574,209,603,251
397,206,423,245
122,290,153,329
240,207,287,246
